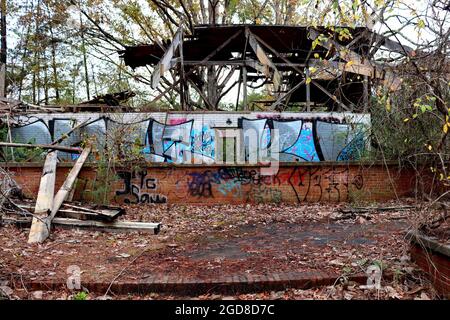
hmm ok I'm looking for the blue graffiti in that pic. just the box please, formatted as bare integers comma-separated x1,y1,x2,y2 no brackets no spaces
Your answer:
283,122,320,161
337,132,365,161
191,125,215,159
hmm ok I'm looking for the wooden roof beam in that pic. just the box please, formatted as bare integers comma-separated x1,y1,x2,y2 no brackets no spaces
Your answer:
308,28,402,91
245,28,281,92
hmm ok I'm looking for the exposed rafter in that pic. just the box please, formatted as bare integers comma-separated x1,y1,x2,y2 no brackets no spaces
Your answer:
308,28,402,91
245,28,281,91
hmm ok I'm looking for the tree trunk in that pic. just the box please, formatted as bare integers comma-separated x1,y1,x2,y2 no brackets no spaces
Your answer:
272,1,282,24
199,0,207,24
80,14,90,100
43,62,49,104
206,66,219,109
49,26,60,102
186,0,199,25
18,32,30,100
33,1,42,104
208,0,219,24
0,0,6,97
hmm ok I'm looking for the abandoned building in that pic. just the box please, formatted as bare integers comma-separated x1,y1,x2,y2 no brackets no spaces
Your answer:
1,25,416,206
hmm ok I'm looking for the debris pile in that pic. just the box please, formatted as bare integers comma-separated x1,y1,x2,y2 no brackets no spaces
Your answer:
0,91,133,115
0,164,161,239
0,122,161,242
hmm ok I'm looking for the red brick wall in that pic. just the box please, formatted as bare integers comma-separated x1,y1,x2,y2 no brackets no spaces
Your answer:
410,244,450,298
4,162,416,205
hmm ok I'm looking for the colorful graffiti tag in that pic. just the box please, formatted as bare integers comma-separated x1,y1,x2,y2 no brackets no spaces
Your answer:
239,117,365,162
8,112,368,163
112,166,365,204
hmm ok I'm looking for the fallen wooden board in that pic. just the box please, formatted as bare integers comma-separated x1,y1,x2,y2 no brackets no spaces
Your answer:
62,203,124,221
52,218,161,234
53,209,102,221
16,201,124,222
27,151,58,244
1,216,161,234
35,147,92,243
339,205,416,214
247,29,281,91
15,206,107,222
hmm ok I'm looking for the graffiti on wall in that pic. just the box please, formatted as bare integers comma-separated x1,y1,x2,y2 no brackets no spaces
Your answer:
8,112,368,163
115,170,167,204
12,117,109,161
238,117,365,162
144,166,365,204
148,120,215,163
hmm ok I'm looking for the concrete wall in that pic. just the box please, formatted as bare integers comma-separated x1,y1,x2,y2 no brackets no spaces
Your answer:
5,162,415,205
8,111,370,163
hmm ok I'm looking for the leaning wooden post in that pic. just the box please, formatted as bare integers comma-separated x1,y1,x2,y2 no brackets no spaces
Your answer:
47,146,91,241
28,146,91,243
28,151,58,244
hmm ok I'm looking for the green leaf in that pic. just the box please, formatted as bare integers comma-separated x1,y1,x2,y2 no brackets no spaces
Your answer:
417,19,425,29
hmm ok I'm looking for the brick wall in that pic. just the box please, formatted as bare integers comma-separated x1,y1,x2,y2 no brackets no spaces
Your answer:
4,162,416,205
410,244,450,298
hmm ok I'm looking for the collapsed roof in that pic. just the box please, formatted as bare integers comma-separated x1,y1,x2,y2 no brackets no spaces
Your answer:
120,24,410,112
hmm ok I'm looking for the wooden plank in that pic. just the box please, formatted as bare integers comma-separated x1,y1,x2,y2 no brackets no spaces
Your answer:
29,147,91,243
246,30,281,91
177,59,307,68
407,231,450,257
51,218,161,234
0,142,82,153
27,151,58,244
15,204,117,222
62,203,124,221
54,209,101,221
6,114,15,161
309,59,374,78
66,179,77,202
368,31,414,56
2,216,161,234
0,64,5,98
242,66,248,110
305,67,311,111
49,147,91,222
151,27,183,89
309,29,366,65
